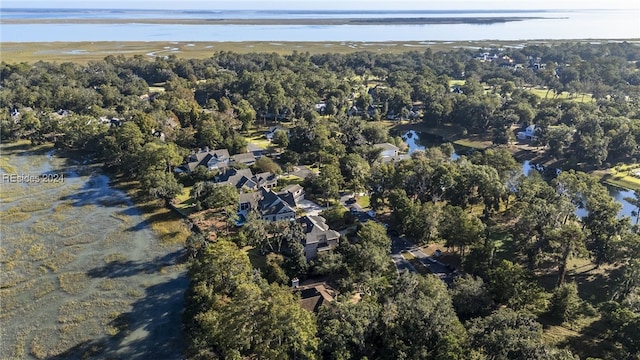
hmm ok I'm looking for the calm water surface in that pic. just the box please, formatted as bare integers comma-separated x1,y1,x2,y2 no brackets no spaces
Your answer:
402,130,638,219
1,9,638,42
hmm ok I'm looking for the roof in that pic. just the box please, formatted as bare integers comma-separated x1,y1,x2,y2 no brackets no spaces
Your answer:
246,143,266,153
254,172,278,187
239,192,261,208
216,168,255,189
280,184,303,194
373,143,399,152
258,188,295,216
231,152,256,164
299,215,340,244
295,282,337,312
186,149,230,171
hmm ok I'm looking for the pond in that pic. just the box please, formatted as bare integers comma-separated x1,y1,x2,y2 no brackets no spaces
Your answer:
402,130,468,160
0,143,186,359
400,130,638,220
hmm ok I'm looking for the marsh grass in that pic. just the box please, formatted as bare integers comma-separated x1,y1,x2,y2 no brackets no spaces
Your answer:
110,210,132,224
31,219,59,234
27,244,49,261
18,199,52,212
2,143,187,359
104,252,127,263
0,207,32,223
43,250,77,272
32,279,56,300
58,272,90,295
99,227,131,249
0,156,18,173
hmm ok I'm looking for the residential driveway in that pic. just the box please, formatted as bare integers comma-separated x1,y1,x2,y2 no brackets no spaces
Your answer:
291,166,314,179
298,198,326,216
408,248,458,285
390,234,416,274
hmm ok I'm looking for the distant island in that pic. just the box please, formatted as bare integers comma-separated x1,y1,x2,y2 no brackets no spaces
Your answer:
1,16,552,26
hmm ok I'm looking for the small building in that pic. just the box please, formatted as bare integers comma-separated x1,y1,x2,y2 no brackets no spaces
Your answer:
298,215,340,260
374,143,400,158
517,124,536,140
265,126,289,142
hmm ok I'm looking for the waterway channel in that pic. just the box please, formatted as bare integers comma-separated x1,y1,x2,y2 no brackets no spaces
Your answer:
401,130,637,219
0,143,186,359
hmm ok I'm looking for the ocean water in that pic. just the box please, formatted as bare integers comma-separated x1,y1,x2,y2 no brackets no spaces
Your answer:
1,8,638,42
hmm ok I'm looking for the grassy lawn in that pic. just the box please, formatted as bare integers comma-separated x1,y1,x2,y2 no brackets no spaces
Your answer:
356,195,370,208
401,250,415,260
449,79,466,88
173,186,197,217
406,257,432,275
113,178,191,245
278,174,304,187
591,164,640,191
244,130,272,150
243,246,268,272
527,87,594,103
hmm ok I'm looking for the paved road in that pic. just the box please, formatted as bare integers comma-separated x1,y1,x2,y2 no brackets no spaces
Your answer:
389,232,457,283
336,191,456,283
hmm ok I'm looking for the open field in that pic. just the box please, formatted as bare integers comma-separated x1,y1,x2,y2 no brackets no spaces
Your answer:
527,87,595,103
4,40,639,64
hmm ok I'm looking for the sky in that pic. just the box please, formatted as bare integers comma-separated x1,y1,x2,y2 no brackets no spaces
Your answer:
3,0,640,10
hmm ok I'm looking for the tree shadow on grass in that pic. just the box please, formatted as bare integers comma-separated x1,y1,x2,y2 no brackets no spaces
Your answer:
558,316,619,360
86,249,184,279
49,270,188,360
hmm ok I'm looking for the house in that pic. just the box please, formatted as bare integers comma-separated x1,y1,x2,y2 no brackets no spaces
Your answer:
177,148,230,173
254,172,278,189
265,126,288,142
314,103,327,115
298,215,340,260
277,184,305,207
238,187,296,222
216,168,257,189
374,143,400,158
231,152,256,166
294,281,337,312
517,124,537,140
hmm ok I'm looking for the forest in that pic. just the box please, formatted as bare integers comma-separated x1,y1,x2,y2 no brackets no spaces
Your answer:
2,41,640,359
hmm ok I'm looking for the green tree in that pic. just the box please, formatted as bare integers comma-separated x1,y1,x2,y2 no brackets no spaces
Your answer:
140,170,183,204
439,205,485,258
272,129,289,149
487,260,546,312
467,308,576,360
449,275,494,321
545,222,587,286
548,282,582,323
